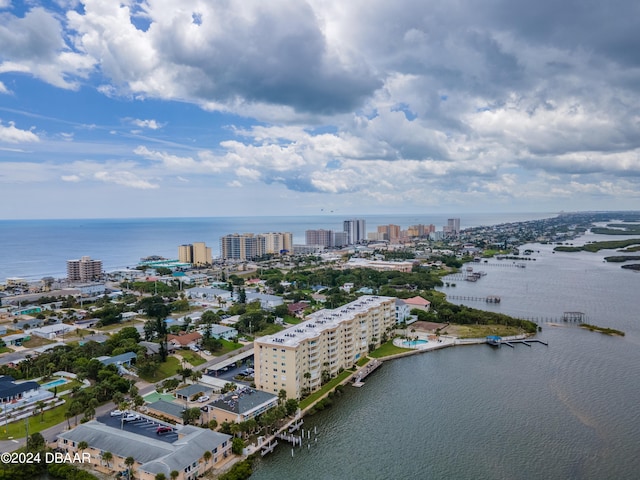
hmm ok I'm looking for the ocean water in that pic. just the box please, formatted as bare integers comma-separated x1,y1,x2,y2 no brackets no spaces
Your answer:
0,212,553,281
249,234,640,480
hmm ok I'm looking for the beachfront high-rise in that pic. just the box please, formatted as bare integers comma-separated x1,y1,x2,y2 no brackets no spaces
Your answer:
444,218,461,237
343,218,366,245
253,295,396,399
305,229,334,247
178,242,212,266
261,232,293,255
66,256,102,282
220,232,292,260
220,234,263,261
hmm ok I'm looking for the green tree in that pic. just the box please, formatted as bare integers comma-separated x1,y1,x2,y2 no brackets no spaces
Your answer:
125,456,135,478
203,450,212,470
232,437,245,455
27,432,45,450
170,471,179,480
278,389,287,405
182,407,202,425
77,441,88,457
102,451,113,469
285,398,299,417
35,400,46,422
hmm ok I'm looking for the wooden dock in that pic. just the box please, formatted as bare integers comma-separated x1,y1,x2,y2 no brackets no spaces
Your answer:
352,359,382,386
501,339,548,348
261,440,278,456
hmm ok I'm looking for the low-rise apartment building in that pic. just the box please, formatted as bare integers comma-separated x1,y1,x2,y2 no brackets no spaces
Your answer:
253,295,396,399
57,420,231,480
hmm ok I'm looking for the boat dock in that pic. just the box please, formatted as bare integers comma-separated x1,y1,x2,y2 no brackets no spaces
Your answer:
352,359,382,387
487,335,548,348
501,338,548,348
261,440,278,456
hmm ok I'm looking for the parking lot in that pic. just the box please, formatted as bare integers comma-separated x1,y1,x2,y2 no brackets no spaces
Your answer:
206,356,254,384
98,412,179,444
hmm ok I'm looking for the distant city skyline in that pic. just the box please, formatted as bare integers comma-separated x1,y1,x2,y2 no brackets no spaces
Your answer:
1,1,639,220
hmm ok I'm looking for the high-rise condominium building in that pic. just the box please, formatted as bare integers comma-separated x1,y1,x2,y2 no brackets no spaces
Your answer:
220,234,263,261
254,295,396,399
376,224,401,242
220,232,293,260
343,218,366,244
445,218,461,236
407,224,436,237
305,229,334,247
178,242,212,266
67,256,103,282
333,231,349,247
261,232,293,255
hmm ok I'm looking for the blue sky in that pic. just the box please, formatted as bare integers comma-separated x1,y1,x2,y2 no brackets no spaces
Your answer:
1,0,639,219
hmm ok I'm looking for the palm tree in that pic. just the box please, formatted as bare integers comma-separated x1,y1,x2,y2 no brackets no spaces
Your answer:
125,456,135,479
203,450,212,471
170,471,179,480
155,474,166,480
77,441,88,457
35,400,46,422
101,451,113,469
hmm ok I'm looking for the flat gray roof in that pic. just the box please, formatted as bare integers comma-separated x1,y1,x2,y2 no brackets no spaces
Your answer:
211,387,277,415
175,383,212,398
58,420,231,478
147,399,185,418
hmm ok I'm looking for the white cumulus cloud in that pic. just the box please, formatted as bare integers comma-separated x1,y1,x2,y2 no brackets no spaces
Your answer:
0,121,39,143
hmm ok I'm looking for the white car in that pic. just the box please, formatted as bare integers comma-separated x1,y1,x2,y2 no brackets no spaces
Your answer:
197,395,210,403
110,409,124,417
203,350,211,356
123,413,140,422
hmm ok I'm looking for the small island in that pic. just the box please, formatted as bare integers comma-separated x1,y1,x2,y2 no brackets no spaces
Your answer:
580,323,625,336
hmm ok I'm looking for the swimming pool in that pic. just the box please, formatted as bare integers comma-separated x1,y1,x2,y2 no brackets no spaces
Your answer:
402,339,428,347
41,378,69,389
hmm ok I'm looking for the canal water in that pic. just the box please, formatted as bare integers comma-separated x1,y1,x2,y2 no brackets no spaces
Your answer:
250,232,640,479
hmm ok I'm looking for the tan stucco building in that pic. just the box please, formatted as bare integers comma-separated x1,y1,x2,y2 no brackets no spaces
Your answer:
253,295,396,399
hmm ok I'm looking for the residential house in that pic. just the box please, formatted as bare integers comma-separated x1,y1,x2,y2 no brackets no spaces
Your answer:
168,332,202,349
244,292,283,310
0,375,41,404
403,296,432,312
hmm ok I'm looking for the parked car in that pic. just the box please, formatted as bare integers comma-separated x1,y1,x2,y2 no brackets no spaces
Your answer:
189,345,200,352
203,350,211,356
156,426,173,435
110,410,124,417
123,413,140,422
197,395,210,403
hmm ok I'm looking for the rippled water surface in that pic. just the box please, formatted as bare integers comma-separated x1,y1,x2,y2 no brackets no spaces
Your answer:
251,237,640,480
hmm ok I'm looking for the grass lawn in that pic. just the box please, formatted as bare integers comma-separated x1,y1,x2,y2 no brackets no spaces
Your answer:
283,315,303,325
216,339,245,356
299,371,352,410
0,399,69,441
0,347,13,354
22,336,56,348
356,357,370,367
178,351,206,367
369,340,412,358
139,356,181,382
445,324,524,339
96,319,144,332
253,324,285,337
